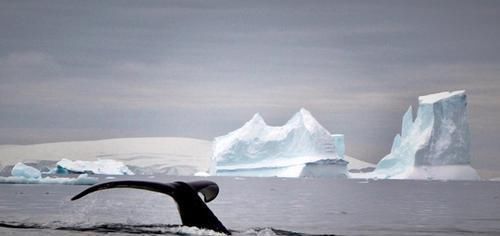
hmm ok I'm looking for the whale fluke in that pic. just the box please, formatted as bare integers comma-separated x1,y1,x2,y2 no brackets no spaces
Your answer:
71,180,230,235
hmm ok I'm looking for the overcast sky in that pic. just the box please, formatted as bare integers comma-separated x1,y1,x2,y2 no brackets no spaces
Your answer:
1,0,499,170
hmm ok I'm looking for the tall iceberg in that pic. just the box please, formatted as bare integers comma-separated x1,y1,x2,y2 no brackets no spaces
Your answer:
369,90,479,180
212,108,346,177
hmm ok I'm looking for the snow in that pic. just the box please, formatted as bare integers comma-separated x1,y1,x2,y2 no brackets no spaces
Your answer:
213,108,373,177
0,137,212,176
361,90,479,180
56,158,134,175
11,162,41,179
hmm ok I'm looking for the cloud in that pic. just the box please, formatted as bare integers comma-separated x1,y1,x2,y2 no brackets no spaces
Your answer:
0,52,62,81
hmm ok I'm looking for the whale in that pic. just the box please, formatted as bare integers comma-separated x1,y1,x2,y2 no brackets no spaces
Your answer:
71,180,230,235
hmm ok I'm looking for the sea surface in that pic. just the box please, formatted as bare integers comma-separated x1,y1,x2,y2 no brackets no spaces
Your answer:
1,176,500,236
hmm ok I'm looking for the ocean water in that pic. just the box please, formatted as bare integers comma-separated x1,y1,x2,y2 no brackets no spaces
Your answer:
1,176,500,236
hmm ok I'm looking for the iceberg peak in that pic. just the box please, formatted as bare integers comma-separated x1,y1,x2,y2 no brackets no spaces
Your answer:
238,113,266,134
228,113,267,141
286,108,325,133
248,113,266,126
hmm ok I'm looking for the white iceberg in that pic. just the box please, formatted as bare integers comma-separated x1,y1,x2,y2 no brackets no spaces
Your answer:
212,108,371,177
360,90,480,180
11,162,41,179
1,162,97,185
56,158,134,175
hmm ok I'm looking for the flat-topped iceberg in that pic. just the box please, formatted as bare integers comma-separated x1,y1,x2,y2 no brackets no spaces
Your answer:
56,158,134,175
362,90,480,180
212,108,361,177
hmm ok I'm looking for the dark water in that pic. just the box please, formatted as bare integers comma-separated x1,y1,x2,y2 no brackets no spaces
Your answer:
1,176,500,235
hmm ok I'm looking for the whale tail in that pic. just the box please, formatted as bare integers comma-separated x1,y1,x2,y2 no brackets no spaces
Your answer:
71,180,230,235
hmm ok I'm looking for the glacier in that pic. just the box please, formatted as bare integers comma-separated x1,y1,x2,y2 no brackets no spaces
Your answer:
212,108,369,177
0,162,97,185
56,158,134,175
359,90,480,180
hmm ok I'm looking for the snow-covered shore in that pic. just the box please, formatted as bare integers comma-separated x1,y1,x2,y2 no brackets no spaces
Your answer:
0,137,212,176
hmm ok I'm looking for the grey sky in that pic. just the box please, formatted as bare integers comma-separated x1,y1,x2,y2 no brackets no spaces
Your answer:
1,1,499,170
